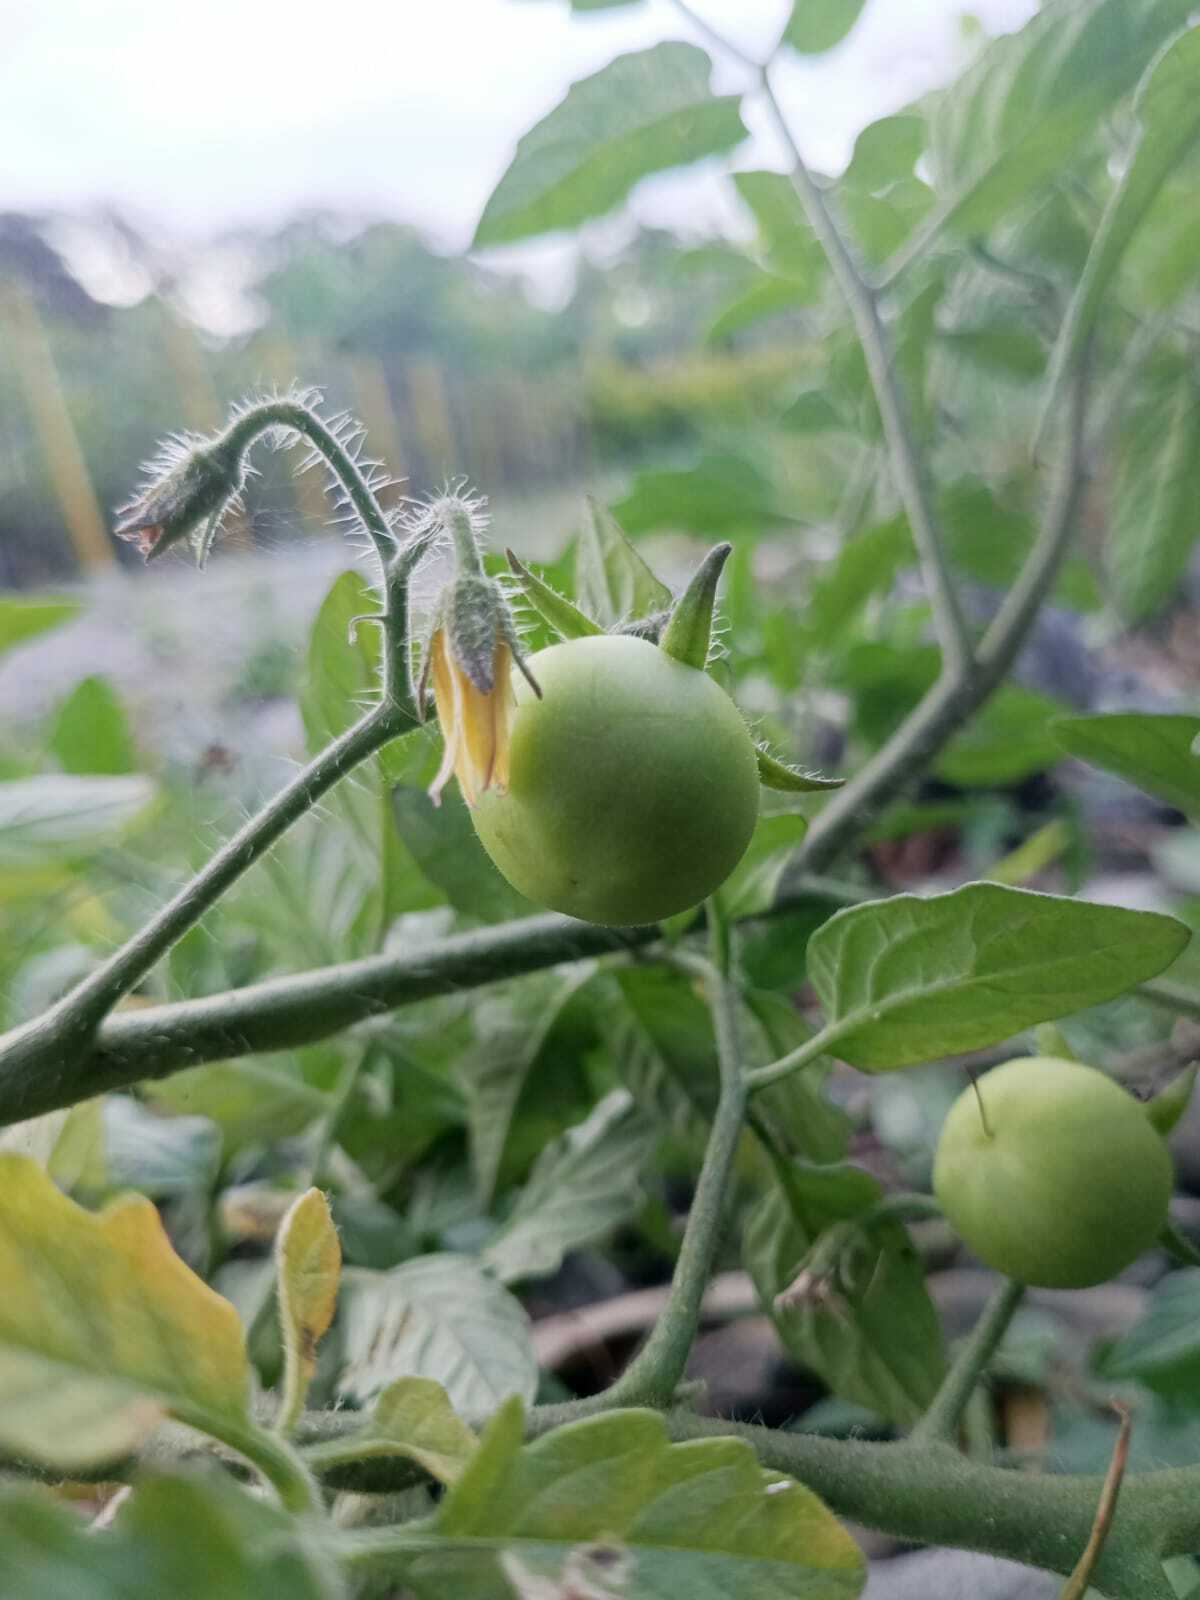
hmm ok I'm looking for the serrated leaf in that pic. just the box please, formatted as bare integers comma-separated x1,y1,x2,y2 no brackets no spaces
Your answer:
0,1472,343,1600
928,0,1192,238
0,774,154,866
745,1168,944,1429
400,1402,864,1599
1054,713,1200,817
337,1254,537,1413
482,1089,657,1284
50,675,138,775
807,883,1191,1071
576,497,672,625
276,1188,341,1424
1040,26,1200,437
474,43,746,247
781,0,868,54
0,1154,248,1469
1108,356,1200,621
315,1375,477,1485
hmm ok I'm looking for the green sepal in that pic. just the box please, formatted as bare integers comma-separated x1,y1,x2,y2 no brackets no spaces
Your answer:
756,745,844,792
1146,1064,1198,1138
505,549,602,640
1159,1217,1200,1268
1033,1023,1076,1061
660,542,731,670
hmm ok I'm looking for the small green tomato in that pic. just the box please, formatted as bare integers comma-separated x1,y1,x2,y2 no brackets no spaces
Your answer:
933,1056,1173,1289
471,634,759,925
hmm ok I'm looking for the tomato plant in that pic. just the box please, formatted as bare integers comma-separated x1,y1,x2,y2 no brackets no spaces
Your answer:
5,3,1200,1598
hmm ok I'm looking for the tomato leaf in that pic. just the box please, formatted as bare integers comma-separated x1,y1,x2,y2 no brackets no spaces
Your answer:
395,1400,864,1598
336,1254,537,1413
0,595,79,661
1053,713,1200,818
780,0,868,55
474,43,746,246
0,1154,249,1469
807,883,1191,1071
276,1188,341,1424
312,1375,477,1485
49,676,138,775
575,497,672,625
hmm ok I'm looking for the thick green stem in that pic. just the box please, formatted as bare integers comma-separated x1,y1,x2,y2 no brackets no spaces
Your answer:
171,1403,322,1517
910,1278,1026,1446
0,706,405,1120
600,908,746,1407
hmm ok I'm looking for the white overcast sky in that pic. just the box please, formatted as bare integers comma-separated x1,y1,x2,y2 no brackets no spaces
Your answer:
4,0,1035,304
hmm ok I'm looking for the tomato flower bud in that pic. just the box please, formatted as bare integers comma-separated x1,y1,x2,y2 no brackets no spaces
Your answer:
115,431,246,564
411,490,540,807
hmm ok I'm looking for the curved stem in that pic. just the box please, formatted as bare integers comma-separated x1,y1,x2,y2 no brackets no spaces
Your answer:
758,68,973,681
172,1403,322,1516
600,906,746,1406
910,1278,1026,1446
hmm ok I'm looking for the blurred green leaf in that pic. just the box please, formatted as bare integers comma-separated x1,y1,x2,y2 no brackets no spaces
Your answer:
145,1059,328,1152
781,0,868,54
1053,713,1200,817
482,1089,657,1283
1109,353,1200,621
1040,27,1200,430
780,386,846,433
733,170,824,288
841,113,926,192
744,1165,944,1428
0,774,155,867
717,811,808,919
706,270,810,342
404,1401,864,1598
576,497,673,625
0,595,79,660
474,43,746,246
49,675,138,775
928,0,1192,237
391,783,534,921
0,1473,342,1599
1099,1270,1200,1400
337,1254,537,1413
806,883,1190,1071
936,683,1066,788
613,453,794,536
805,516,913,649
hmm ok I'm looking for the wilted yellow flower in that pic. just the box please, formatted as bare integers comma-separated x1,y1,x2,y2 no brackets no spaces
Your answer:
428,627,514,808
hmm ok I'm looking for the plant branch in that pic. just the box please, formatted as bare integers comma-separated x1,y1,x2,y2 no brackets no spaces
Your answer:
788,352,1092,874
670,0,762,70
171,1403,322,1517
599,906,747,1406
910,1278,1026,1446
758,67,973,680
0,704,407,1121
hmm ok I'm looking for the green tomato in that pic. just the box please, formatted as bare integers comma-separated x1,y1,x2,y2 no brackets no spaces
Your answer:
933,1056,1172,1289
472,634,759,925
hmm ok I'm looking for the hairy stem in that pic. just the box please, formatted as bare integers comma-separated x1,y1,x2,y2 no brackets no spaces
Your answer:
910,1278,1026,1446
600,908,747,1406
171,1403,322,1517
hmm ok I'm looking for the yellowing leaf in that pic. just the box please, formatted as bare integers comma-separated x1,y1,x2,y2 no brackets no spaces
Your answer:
0,1155,249,1469
275,1187,341,1433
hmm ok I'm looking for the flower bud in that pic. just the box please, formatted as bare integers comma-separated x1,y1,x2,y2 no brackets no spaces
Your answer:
115,432,246,564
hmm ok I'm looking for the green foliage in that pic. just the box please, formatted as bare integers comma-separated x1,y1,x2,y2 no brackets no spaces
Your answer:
805,884,1190,1070
401,1401,865,1598
474,44,746,247
49,675,138,776
781,0,869,55
575,497,673,625
1053,713,1200,817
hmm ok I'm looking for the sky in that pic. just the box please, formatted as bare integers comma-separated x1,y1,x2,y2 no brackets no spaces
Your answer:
3,0,1036,315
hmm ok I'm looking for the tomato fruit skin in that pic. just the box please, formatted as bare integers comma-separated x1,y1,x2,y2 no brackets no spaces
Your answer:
471,634,759,925
933,1057,1172,1289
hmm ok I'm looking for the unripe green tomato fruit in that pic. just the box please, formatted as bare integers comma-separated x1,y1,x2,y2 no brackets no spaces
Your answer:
933,1057,1172,1289
471,634,759,925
